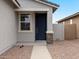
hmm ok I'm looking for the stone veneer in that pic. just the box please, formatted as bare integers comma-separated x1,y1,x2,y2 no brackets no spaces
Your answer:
46,33,53,44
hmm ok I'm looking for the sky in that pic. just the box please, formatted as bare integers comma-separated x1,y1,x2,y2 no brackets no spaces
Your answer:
48,0,79,23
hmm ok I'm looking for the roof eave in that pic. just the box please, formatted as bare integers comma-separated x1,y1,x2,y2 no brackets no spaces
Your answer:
53,7,59,13
12,0,21,8
35,0,59,12
57,12,79,23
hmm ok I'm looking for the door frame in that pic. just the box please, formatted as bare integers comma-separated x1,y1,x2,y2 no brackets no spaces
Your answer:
35,13,47,40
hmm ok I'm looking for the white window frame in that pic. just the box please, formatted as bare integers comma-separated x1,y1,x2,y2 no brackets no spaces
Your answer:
70,19,72,24
63,22,65,24
18,13,32,32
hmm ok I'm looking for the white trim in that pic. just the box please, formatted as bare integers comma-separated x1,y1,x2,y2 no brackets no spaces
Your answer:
0,44,15,55
46,31,54,33
63,22,65,24
14,8,49,12
70,19,72,24
18,13,32,32
12,0,20,8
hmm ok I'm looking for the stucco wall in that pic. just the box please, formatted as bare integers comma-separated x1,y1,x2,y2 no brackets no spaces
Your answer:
47,8,53,32
72,16,79,39
0,0,17,54
58,20,70,24
17,0,51,11
58,15,79,39
64,24,77,40
64,20,70,24
53,24,64,40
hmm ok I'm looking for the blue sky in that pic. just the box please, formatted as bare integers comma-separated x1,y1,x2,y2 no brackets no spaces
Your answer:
48,0,79,23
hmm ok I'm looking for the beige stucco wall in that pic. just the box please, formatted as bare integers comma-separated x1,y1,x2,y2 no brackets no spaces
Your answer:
64,20,70,24
0,0,17,54
64,24,77,40
60,20,70,24
59,15,79,39
17,0,53,42
72,16,79,39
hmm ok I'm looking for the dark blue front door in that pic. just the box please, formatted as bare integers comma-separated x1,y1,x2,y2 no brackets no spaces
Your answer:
35,13,47,40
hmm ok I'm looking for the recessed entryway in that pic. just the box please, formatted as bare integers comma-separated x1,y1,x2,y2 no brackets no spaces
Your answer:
35,13,47,40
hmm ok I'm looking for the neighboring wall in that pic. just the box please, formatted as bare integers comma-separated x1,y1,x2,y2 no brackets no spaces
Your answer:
64,20,70,24
59,15,79,39
0,0,17,54
64,24,77,40
59,20,70,24
53,24,64,40
72,16,79,39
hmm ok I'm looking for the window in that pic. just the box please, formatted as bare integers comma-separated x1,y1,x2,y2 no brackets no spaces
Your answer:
70,19,72,24
19,14,31,31
63,22,65,24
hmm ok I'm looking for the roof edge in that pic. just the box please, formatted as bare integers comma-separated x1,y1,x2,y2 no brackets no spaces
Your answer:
35,0,59,10
57,12,79,23
40,0,59,7
12,0,21,8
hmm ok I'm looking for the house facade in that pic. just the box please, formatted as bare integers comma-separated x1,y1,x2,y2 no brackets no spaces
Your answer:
16,0,59,43
0,0,59,55
58,12,79,39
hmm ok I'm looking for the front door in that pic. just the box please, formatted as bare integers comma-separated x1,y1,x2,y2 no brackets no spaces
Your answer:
35,13,47,40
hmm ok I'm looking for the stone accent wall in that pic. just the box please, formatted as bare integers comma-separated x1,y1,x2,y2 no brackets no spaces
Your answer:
46,33,53,44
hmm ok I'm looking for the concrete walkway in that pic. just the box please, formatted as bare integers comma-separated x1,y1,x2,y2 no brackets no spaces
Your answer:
31,45,52,59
